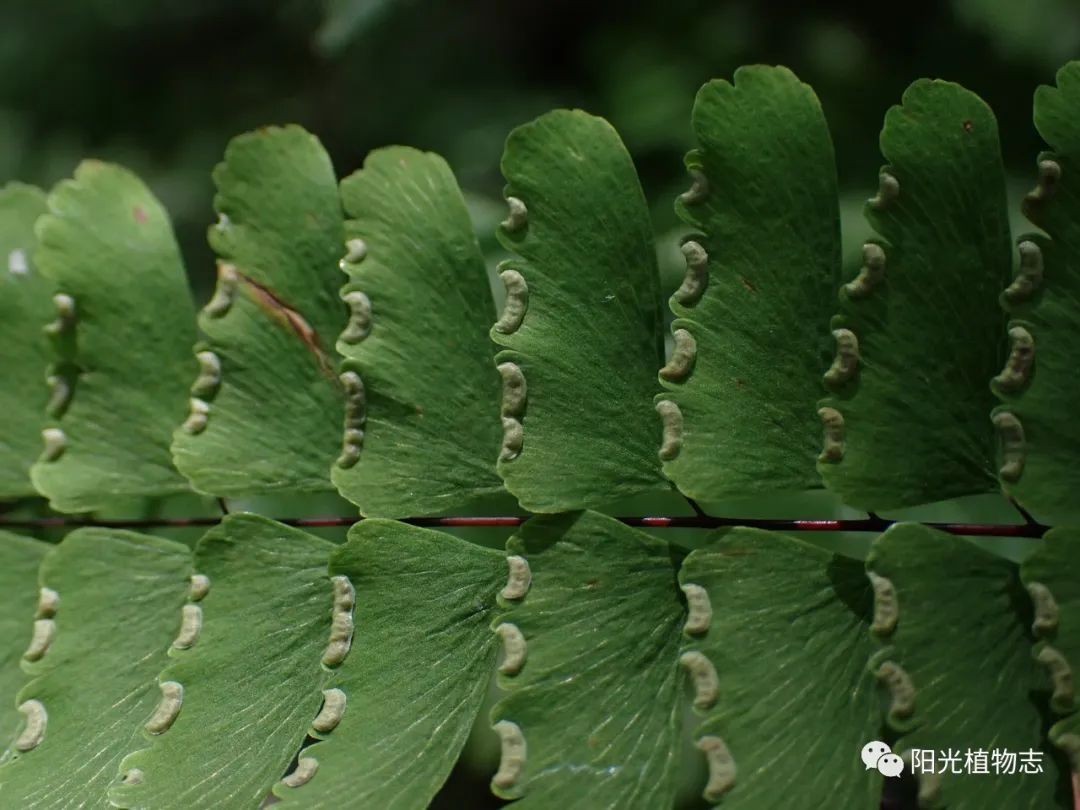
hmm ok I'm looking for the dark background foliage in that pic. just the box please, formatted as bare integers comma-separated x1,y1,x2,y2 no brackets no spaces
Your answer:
2,1,1077,807
4,0,1079,297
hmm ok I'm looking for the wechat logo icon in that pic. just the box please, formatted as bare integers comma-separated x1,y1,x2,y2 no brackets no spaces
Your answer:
861,741,905,778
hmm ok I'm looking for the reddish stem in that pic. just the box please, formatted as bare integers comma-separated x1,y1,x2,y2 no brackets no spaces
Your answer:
0,514,1048,536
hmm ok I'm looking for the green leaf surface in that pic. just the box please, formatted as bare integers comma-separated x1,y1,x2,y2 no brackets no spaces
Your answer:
30,162,197,512
492,110,666,512
995,61,1080,523
490,510,685,807
330,147,505,516
0,183,51,498
171,126,346,496
0,531,49,751
660,65,841,500
679,528,881,807
113,514,335,810
274,519,506,808
867,523,1067,808
0,529,192,808
1021,527,1080,771
819,80,1011,510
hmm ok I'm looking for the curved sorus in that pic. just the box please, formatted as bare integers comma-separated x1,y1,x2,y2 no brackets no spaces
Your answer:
868,572,898,636
203,264,239,318
323,607,357,667
182,398,211,435
501,555,531,601
336,371,366,469
332,575,355,611
189,574,211,602
680,650,719,710
338,429,364,469
1003,241,1044,305
342,238,368,265
145,681,183,734
673,241,708,307
339,291,372,344
281,756,319,788
44,375,71,418
868,171,899,210
491,720,526,791
493,269,528,334
190,351,222,399
495,623,527,675
678,169,709,205
500,416,523,462
1024,159,1062,208
697,735,736,802
44,293,76,337
1036,645,1075,713
844,243,887,300
340,291,372,344
322,575,355,667
681,583,711,636
655,399,683,461
1027,582,1059,636
41,428,66,462
53,293,76,317
659,329,697,382
23,618,56,662
498,363,527,417
992,410,1026,483
816,407,844,463
501,197,528,233
311,688,347,734
992,326,1035,394
876,660,915,721
35,587,59,619
14,700,47,751
340,372,366,430
823,329,859,389
172,604,203,650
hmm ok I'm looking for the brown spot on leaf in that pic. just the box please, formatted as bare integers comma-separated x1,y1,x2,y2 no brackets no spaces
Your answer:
235,271,337,381
740,277,757,294
584,578,601,590
133,206,148,224
962,120,974,133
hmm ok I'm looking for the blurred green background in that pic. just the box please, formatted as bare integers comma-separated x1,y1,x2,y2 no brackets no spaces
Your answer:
3,0,1079,300
2,2,1076,806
